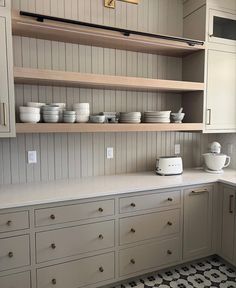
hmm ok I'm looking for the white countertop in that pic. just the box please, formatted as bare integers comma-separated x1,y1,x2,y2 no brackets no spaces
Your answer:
0,168,235,210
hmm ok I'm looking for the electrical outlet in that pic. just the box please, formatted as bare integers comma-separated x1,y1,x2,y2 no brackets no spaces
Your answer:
106,147,114,159
28,151,37,164
174,144,181,155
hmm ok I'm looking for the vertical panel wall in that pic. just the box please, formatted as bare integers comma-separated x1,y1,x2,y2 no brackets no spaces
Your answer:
0,0,219,184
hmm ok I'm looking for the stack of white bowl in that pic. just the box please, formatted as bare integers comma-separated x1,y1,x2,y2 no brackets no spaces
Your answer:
42,105,61,123
119,112,141,123
143,111,171,123
63,111,76,123
73,103,90,123
50,103,66,122
26,102,46,122
19,106,40,123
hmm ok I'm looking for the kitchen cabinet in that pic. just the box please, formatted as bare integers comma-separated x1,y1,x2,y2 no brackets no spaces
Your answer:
0,4,15,137
206,49,236,131
0,1,5,7
221,186,235,263
183,185,213,259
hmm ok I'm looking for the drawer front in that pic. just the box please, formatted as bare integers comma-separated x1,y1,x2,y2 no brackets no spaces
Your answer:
0,0,5,7
119,209,180,245
0,235,30,271
0,211,29,233
119,190,181,214
36,220,115,263
37,252,115,288
35,200,114,227
119,237,180,277
0,271,31,288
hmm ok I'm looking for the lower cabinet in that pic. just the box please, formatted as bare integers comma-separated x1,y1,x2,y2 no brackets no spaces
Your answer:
183,185,213,259
0,271,31,288
221,186,236,263
37,252,115,288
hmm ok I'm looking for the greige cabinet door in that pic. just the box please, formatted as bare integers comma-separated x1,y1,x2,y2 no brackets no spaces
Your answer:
183,186,213,259
0,271,31,288
206,49,236,131
0,7,15,137
221,187,235,262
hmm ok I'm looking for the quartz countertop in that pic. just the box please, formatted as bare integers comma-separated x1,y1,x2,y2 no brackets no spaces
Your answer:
0,168,235,209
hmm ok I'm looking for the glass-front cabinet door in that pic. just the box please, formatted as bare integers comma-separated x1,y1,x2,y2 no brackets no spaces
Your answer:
209,9,236,46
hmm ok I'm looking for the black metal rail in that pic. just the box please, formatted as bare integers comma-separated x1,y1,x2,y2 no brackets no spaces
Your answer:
20,11,204,47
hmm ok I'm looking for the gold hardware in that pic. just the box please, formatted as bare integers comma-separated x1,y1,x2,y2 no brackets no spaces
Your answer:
6,220,12,226
52,278,57,285
167,250,172,255
130,203,136,207
191,188,208,194
130,228,136,233
99,234,104,239
50,214,56,220
99,266,104,272
98,207,103,212
8,251,13,258
130,258,135,264
104,0,116,8
167,221,173,226
121,0,138,3
167,197,173,202
51,243,56,249
207,109,211,125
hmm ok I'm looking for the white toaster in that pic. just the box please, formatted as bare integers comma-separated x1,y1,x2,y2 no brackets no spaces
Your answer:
156,156,183,176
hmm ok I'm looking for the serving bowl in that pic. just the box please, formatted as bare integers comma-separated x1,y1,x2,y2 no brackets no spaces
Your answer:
20,112,40,123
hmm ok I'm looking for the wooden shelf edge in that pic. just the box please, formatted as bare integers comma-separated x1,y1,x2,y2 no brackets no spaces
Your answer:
14,67,205,92
12,10,205,57
16,123,204,133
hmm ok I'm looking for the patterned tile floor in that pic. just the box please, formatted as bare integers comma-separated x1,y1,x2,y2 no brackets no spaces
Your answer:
112,256,236,288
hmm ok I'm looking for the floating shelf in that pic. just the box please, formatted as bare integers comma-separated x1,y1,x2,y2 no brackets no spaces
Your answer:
12,10,205,57
16,123,203,133
14,67,204,93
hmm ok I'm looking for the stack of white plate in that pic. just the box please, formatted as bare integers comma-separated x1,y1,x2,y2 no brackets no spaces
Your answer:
19,106,40,123
63,111,76,123
42,105,60,123
119,112,141,123
143,111,171,123
73,103,90,123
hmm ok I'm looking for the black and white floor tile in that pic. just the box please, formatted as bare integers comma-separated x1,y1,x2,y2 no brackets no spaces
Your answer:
112,257,236,288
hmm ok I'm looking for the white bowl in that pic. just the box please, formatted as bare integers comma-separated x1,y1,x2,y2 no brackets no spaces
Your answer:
43,110,60,115
73,103,90,109
19,106,40,114
63,116,76,123
89,115,105,123
42,105,60,111
43,115,60,123
20,112,40,123
64,111,76,116
203,153,231,171
27,102,46,108
50,103,66,109
76,115,89,123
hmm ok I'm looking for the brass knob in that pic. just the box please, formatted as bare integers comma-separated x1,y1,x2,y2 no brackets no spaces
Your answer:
167,198,173,202
98,234,104,239
130,228,136,233
52,278,57,285
6,220,12,226
167,250,172,255
50,214,56,220
99,266,104,272
8,251,13,258
167,221,173,226
130,203,136,207
51,243,56,249
98,208,103,212
130,258,135,264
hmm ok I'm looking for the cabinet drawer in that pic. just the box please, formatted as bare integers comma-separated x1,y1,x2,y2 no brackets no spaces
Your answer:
35,199,115,227
119,237,180,277
0,0,5,7
120,209,180,245
0,235,30,271
0,271,31,288
36,220,115,263
37,252,115,288
0,211,29,233
119,190,181,214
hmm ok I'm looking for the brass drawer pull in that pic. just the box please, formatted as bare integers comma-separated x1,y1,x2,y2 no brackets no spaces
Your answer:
130,203,136,207
51,243,56,249
98,207,103,212
167,250,172,255
98,234,104,239
130,258,136,264
99,266,104,272
130,228,136,233
51,278,57,285
50,214,56,220
8,251,13,258
167,197,173,202
191,188,208,195
1,103,7,126
167,221,173,226
229,195,234,214
6,220,12,226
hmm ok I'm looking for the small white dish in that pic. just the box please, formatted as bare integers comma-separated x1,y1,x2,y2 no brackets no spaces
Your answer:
76,115,89,123
20,112,40,123
89,115,105,123
27,102,46,108
19,106,40,114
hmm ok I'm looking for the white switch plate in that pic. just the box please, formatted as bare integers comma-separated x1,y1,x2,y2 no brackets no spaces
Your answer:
227,144,233,155
174,144,181,155
28,151,37,164
106,147,114,159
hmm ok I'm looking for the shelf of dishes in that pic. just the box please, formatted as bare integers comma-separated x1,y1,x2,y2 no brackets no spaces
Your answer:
18,102,185,124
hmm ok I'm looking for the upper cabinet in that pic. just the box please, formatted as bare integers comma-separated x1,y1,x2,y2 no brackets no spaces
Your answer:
0,0,5,7
0,2,15,137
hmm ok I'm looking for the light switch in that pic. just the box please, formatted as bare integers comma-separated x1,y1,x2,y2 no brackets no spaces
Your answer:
28,151,37,164
106,147,114,159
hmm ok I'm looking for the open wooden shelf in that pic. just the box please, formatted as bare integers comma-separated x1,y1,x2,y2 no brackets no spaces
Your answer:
14,67,204,93
16,123,203,133
12,10,205,57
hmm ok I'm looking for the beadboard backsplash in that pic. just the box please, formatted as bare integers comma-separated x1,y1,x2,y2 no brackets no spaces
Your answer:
0,0,227,185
